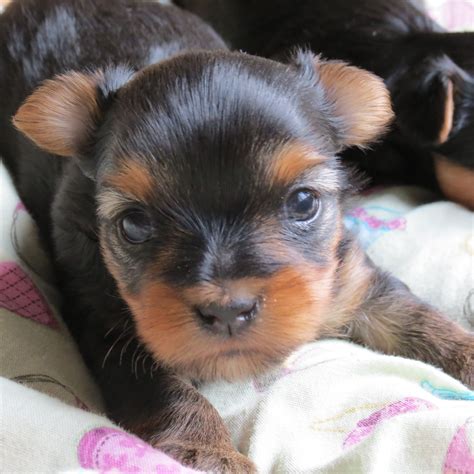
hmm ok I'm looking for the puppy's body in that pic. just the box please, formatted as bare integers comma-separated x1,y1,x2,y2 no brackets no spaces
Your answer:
1,1,473,471
177,0,474,209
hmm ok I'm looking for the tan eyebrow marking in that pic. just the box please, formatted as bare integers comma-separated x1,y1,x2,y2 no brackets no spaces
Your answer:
103,159,155,202
271,142,342,193
272,142,327,184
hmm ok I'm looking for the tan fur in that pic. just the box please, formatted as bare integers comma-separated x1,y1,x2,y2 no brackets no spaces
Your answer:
103,159,155,203
434,154,474,210
349,296,407,355
438,79,454,144
122,263,336,381
321,243,374,337
316,61,394,148
155,441,255,473
271,142,342,193
272,142,326,184
13,71,102,157
351,292,474,388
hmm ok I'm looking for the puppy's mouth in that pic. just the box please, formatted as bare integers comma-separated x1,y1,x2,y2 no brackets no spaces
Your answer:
218,348,263,358
120,264,336,380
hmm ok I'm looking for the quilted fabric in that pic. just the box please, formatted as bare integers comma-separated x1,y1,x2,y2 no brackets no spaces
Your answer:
0,261,57,328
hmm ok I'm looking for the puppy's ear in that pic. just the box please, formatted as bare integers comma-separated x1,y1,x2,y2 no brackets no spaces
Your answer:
391,55,466,146
13,65,134,164
294,52,394,149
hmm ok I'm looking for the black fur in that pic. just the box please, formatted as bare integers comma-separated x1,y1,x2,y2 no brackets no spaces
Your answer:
0,0,225,242
176,0,474,190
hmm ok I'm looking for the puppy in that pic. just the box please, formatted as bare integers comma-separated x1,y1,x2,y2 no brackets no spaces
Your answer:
176,0,474,209
1,0,473,471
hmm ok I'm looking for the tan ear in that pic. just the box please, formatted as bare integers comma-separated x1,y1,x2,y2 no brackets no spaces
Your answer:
316,60,394,148
437,79,454,145
13,71,103,157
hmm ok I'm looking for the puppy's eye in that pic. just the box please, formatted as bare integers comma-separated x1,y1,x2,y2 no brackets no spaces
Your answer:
120,212,153,244
285,189,320,223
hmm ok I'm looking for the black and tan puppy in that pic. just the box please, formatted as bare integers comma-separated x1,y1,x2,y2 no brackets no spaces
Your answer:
1,0,473,471
177,0,474,209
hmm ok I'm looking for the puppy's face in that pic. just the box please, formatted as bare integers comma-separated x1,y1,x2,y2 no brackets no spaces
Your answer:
14,51,392,380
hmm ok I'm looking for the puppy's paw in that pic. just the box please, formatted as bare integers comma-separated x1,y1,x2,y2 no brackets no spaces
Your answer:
445,334,474,389
459,338,474,389
155,440,256,473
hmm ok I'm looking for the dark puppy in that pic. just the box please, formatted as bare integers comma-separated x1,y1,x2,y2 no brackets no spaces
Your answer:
1,0,473,471
176,0,474,209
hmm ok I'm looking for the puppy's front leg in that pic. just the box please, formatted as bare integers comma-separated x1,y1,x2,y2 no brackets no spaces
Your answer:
97,352,255,473
326,238,474,388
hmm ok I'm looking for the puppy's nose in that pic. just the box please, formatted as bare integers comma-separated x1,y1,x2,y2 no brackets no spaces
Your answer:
196,299,259,335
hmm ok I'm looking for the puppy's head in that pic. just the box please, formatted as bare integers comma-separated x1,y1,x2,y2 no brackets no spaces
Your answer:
14,50,392,380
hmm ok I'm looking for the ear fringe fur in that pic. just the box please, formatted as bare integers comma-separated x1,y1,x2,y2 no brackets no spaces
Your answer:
12,65,135,157
292,49,394,150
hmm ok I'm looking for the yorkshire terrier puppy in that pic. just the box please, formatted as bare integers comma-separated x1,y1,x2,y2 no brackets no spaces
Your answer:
176,0,474,209
1,0,472,472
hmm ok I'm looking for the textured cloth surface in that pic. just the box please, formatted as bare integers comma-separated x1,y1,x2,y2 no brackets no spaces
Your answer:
345,186,474,332
1,377,198,473
202,341,474,473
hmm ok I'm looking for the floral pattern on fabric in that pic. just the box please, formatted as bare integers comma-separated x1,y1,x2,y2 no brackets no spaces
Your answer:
78,427,200,474
345,206,406,249
444,418,474,474
343,397,436,448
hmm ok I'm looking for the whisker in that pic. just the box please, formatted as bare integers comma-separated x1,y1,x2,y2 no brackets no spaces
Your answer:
102,323,133,368
130,344,142,378
119,335,136,366
134,349,143,377
104,318,127,338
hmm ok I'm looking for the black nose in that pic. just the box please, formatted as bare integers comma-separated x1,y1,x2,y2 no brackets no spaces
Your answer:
196,299,259,336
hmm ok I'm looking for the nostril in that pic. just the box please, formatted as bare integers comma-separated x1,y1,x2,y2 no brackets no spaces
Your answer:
236,302,258,322
196,299,259,328
197,310,217,326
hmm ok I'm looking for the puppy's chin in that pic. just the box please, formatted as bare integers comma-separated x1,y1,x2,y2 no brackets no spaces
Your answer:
136,324,316,382
167,348,287,382
123,264,337,381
